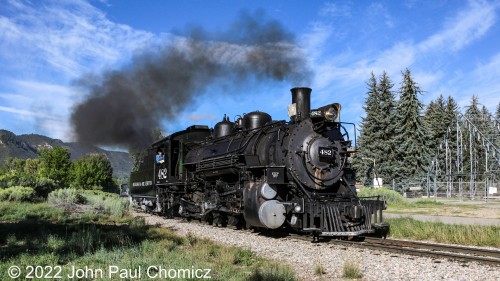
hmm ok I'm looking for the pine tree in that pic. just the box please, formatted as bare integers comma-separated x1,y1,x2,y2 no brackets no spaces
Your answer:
425,95,459,185
353,71,398,185
443,95,459,162
462,96,484,186
444,96,459,129
352,72,381,185
374,71,398,183
393,68,429,181
496,102,500,148
424,95,446,155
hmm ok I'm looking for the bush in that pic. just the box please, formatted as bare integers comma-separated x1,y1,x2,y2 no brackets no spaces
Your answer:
48,189,129,217
0,186,36,202
48,188,87,207
357,187,405,203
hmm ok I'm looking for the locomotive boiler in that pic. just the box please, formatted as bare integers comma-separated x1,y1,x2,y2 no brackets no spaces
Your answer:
130,87,389,238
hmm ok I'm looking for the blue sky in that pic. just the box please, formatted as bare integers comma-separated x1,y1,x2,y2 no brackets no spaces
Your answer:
0,0,499,148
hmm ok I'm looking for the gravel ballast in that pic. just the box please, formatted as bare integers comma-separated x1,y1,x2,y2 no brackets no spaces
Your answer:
135,213,499,281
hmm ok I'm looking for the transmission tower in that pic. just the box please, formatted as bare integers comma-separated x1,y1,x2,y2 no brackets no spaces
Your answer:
426,112,500,199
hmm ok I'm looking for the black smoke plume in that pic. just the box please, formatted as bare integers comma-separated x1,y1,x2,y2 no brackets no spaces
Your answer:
71,11,312,150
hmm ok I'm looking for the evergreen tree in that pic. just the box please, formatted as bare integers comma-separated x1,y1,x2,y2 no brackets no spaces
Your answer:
393,68,429,181
425,95,459,185
496,102,500,148
373,71,398,183
353,71,397,185
462,96,484,186
424,95,446,156
444,96,459,129
352,72,380,184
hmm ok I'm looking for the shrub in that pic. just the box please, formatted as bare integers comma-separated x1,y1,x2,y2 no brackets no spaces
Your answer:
47,189,129,217
0,186,35,202
48,188,86,207
357,187,405,203
342,260,363,279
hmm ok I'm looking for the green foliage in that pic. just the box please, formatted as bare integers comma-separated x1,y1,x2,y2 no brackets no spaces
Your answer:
0,157,55,197
393,68,429,180
424,95,446,154
38,146,71,188
342,260,363,279
496,101,500,120
0,186,35,202
357,187,405,203
353,71,398,184
48,188,129,218
48,188,87,206
233,248,255,266
388,217,500,247
0,201,65,222
71,154,114,190
414,200,444,206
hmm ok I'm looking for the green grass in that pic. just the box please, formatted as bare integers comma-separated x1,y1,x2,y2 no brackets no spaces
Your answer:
387,217,500,247
0,193,297,281
358,187,405,204
342,260,363,279
313,262,325,276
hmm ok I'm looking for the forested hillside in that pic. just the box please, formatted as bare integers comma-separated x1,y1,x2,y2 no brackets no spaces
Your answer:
0,130,131,178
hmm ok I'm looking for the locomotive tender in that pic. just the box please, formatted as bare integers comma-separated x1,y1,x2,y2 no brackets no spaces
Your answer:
130,87,389,238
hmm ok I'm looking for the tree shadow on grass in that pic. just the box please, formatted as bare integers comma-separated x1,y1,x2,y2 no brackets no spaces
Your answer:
0,218,150,262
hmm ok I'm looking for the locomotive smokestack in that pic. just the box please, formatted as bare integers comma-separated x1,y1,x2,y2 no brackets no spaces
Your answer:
290,87,311,122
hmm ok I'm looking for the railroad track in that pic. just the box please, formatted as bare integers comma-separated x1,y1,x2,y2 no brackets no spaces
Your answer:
326,237,500,267
136,212,500,267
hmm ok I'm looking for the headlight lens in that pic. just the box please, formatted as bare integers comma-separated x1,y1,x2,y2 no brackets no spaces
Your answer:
324,106,338,121
294,205,302,212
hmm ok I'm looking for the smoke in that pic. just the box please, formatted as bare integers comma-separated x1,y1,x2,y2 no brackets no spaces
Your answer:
71,10,312,150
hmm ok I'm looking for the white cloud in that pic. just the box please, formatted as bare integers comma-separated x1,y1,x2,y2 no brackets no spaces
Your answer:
306,0,498,100
0,0,159,140
188,113,217,122
418,0,497,53
0,0,155,79
0,105,51,119
319,2,352,17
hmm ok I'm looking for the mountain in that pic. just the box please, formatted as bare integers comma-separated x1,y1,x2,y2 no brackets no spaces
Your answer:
0,130,132,178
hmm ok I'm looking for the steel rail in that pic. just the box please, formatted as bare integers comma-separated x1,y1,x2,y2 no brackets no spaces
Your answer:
364,237,500,259
325,238,500,267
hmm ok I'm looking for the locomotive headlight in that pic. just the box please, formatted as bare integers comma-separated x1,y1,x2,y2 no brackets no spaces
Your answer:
294,204,302,213
324,106,338,121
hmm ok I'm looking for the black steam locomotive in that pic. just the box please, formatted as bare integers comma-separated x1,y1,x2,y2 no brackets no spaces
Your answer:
130,87,389,238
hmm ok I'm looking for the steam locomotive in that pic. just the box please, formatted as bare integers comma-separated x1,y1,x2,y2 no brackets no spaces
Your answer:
130,87,389,238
